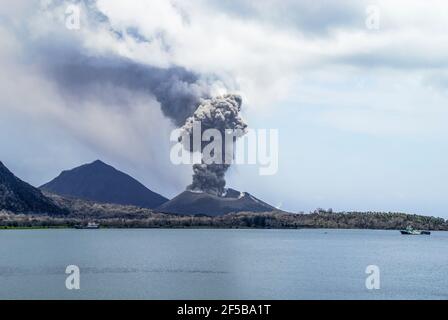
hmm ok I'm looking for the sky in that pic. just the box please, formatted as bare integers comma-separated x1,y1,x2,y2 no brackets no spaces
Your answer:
1,0,448,217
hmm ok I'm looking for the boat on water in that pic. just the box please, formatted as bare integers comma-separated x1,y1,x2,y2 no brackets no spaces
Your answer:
74,222,100,229
400,226,430,235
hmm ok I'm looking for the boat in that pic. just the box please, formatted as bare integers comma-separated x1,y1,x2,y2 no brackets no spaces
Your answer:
74,222,100,229
400,226,430,235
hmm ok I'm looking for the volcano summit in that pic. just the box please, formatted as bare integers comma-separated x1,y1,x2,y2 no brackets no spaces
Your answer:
157,188,276,216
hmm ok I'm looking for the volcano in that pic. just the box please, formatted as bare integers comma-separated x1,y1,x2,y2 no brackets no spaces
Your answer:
0,161,62,214
156,188,276,216
40,160,168,209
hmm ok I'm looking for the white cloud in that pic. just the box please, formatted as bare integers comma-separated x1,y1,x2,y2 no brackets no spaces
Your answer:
75,0,448,123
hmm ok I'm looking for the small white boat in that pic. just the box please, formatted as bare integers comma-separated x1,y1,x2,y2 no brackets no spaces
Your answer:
75,222,100,229
86,222,100,229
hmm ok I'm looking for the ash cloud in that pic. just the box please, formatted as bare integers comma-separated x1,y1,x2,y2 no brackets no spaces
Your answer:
37,50,213,126
21,0,217,127
180,94,247,196
13,0,243,196
41,49,246,196
24,14,242,195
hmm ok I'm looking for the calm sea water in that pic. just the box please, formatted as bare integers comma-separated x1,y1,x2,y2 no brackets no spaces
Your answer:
0,228,447,300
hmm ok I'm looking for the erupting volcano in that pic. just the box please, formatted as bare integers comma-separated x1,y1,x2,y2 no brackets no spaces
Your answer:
180,94,247,196
161,94,277,215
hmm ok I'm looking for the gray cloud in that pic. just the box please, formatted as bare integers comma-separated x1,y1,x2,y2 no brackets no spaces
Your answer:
205,0,365,35
8,0,225,128
28,38,214,127
43,54,212,126
334,52,448,70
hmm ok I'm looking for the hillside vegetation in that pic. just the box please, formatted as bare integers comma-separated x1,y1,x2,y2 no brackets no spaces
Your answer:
1,196,446,231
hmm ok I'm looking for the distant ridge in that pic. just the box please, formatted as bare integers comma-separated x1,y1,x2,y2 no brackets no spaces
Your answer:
157,188,277,216
40,160,168,209
0,161,62,214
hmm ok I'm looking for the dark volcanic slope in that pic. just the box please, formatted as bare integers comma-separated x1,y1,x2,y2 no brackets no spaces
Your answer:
40,160,168,209
0,161,62,214
157,188,276,216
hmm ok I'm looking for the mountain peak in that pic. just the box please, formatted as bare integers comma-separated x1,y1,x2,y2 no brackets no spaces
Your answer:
40,161,168,209
80,159,113,170
84,159,117,172
90,159,108,167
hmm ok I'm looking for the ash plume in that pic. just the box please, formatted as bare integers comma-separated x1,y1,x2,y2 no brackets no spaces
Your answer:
26,9,246,194
40,53,212,126
180,94,248,196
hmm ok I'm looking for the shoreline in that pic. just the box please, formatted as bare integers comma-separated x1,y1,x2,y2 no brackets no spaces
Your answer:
2,210,447,231
0,225,444,232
